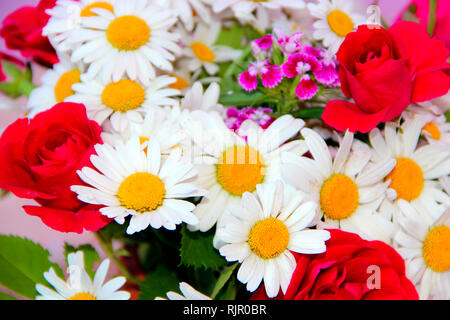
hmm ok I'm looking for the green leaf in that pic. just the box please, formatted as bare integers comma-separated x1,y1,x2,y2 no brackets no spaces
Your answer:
215,23,246,49
219,91,268,107
138,265,180,300
0,235,63,299
215,277,237,300
0,61,35,98
295,107,325,119
428,0,437,36
445,110,450,123
64,243,100,278
180,225,226,270
210,263,238,299
0,291,17,300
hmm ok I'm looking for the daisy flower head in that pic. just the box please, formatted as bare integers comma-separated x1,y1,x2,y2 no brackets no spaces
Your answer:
43,0,116,53
155,0,212,32
26,54,84,118
36,251,130,300
71,136,206,234
282,128,397,243
66,75,180,132
308,0,365,54
155,282,211,300
68,0,181,85
394,201,449,300
370,116,450,222
180,21,242,76
183,111,306,232
217,181,331,298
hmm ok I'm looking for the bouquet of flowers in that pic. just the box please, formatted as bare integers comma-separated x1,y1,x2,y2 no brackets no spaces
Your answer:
0,0,448,302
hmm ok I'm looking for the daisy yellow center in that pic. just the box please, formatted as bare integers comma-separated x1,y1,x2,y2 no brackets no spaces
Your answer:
423,122,441,140
216,146,265,196
385,158,424,201
106,15,150,51
68,292,97,300
80,2,114,17
320,174,359,220
191,42,215,63
117,172,165,213
327,10,354,37
248,218,289,259
422,225,450,273
54,69,81,103
101,79,146,112
169,75,189,91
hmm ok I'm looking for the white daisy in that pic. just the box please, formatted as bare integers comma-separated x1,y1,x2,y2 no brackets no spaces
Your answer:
66,75,180,132
308,0,365,54
183,111,306,232
155,282,211,300
217,181,330,298
43,0,116,52
394,200,449,300
67,0,181,85
36,251,130,300
26,54,84,118
155,0,212,31
370,116,450,223
282,128,397,243
179,21,242,76
71,136,206,234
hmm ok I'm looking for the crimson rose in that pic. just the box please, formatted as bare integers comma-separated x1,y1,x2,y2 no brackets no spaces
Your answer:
0,103,110,233
0,0,58,66
323,21,450,133
252,229,418,300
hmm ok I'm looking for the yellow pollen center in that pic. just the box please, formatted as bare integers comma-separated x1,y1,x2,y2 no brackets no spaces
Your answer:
169,75,189,91
327,10,354,37
385,158,424,201
248,218,289,259
80,2,114,17
54,69,81,103
422,225,450,273
216,146,265,196
117,172,165,213
320,174,359,220
101,79,146,112
191,42,215,63
68,292,97,300
106,15,150,51
423,122,441,140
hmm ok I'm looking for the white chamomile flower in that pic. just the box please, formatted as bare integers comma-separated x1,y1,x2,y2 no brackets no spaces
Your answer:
27,54,84,118
394,200,449,300
183,111,306,232
155,0,212,31
282,129,397,243
180,81,224,114
36,251,130,300
155,282,211,300
43,0,116,52
217,181,330,298
71,136,206,234
180,21,242,76
101,106,188,158
68,0,181,85
66,75,180,132
370,117,450,223
308,0,365,54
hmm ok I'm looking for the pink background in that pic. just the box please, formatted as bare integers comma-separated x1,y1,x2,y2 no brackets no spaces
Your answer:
0,0,410,298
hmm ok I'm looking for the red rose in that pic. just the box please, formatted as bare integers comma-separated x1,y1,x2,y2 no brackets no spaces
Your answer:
323,22,450,133
0,0,58,66
0,103,111,233
252,229,418,300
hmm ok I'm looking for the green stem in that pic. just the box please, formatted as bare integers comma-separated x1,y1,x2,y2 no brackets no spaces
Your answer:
224,45,252,78
427,0,437,36
94,232,142,285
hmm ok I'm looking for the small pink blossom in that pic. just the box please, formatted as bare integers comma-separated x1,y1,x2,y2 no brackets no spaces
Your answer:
295,74,319,100
239,60,283,91
282,53,322,78
274,28,304,55
225,107,274,131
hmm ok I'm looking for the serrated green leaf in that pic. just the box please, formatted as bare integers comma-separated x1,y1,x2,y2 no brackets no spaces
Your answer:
64,243,100,278
0,291,17,300
138,265,180,300
0,235,63,299
180,225,226,270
